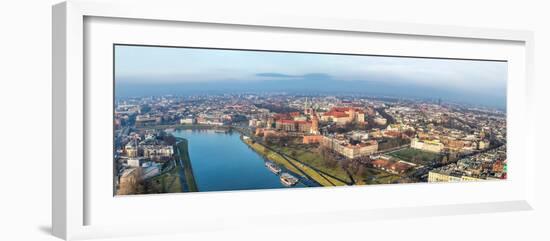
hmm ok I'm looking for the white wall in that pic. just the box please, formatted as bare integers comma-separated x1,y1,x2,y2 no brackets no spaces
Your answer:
0,0,548,240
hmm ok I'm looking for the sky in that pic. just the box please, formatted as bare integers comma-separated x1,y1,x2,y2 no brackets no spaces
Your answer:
114,45,507,109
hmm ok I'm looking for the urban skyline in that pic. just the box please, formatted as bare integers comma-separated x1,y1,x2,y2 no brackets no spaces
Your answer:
113,45,507,195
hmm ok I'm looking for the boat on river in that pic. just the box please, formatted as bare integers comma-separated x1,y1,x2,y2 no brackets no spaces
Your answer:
280,173,299,186
265,161,281,174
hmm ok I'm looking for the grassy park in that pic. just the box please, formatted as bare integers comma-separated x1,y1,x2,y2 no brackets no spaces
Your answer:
388,148,440,165
244,139,347,187
360,168,402,185
273,141,406,185
271,143,352,184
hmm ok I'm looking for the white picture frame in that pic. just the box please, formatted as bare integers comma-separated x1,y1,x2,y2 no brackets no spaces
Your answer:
52,0,535,240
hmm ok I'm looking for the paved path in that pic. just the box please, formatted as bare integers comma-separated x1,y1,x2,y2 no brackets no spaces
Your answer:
174,148,189,192
235,126,354,186
261,141,352,186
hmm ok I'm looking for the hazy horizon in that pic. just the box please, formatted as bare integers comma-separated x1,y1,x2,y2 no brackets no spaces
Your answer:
114,45,507,109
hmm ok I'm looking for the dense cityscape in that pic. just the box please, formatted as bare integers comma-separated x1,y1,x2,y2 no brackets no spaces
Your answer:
114,93,507,195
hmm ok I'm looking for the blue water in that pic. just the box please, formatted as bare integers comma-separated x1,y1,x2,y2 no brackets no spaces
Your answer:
172,129,304,192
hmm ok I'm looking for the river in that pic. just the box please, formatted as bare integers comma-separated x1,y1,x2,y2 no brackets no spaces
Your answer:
172,129,305,192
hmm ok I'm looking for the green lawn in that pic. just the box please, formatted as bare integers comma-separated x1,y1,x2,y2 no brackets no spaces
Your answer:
388,148,440,165
360,168,402,185
246,140,301,175
249,139,410,186
245,140,346,187
273,144,352,184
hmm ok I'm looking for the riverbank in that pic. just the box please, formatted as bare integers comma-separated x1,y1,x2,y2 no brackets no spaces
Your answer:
242,138,346,187
267,143,352,185
175,139,199,192
137,123,233,131
174,129,296,191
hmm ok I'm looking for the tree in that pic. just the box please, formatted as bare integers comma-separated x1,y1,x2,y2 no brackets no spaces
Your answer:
324,158,338,168
162,134,177,145
264,135,276,145
356,165,366,177
340,159,350,170
319,146,330,159
403,129,415,138
441,155,449,164
279,135,292,146
412,154,423,164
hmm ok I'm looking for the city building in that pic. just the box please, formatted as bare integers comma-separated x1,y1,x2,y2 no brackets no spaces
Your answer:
427,152,506,183
382,130,401,138
135,114,161,127
180,117,196,125
411,138,444,153
478,139,490,150
117,167,142,195
113,92,508,194
321,107,365,125
370,158,414,174
310,113,320,134
303,135,323,144
276,119,297,132
127,158,142,167
321,135,378,159
428,168,483,182
374,117,387,125
125,143,138,158
142,145,174,159
275,119,312,133
446,139,466,152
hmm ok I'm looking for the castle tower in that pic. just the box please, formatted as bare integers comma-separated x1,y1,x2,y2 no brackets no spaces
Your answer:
266,117,274,129
304,97,311,115
310,111,320,135
349,108,356,122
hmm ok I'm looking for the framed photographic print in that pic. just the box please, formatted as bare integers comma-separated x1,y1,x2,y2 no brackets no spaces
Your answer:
113,44,508,194
52,0,535,240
